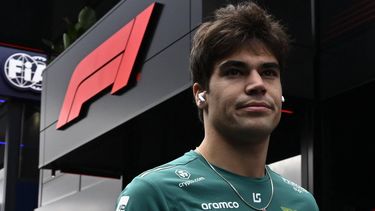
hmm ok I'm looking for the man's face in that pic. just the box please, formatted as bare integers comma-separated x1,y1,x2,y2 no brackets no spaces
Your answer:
204,42,282,142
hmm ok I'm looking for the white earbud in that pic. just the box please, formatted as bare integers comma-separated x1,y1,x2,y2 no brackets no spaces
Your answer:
198,92,206,102
281,96,285,103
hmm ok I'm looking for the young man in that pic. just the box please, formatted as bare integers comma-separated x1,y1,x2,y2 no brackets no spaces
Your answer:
115,1,319,211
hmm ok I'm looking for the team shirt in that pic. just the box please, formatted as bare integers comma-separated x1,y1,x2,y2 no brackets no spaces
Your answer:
115,150,319,211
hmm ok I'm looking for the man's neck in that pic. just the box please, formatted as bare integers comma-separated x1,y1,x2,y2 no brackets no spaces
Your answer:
196,130,269,178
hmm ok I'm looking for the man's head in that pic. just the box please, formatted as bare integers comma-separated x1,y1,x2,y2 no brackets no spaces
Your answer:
190,1,289,123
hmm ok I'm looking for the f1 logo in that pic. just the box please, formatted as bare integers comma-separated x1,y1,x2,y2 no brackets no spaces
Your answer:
56,3,156,129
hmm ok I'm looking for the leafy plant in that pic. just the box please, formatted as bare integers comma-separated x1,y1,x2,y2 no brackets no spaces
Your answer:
43,6,97,56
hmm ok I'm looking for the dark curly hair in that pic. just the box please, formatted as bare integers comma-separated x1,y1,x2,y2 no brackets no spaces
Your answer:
190,1,290,121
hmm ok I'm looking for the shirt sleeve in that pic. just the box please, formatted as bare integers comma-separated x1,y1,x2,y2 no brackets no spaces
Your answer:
115,177,169,211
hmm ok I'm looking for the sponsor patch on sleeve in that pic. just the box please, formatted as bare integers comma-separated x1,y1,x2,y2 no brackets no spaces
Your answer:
116,196,130,211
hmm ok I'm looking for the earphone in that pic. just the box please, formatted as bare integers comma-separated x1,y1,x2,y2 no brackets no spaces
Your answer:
198,92,206,102
282,96,285,103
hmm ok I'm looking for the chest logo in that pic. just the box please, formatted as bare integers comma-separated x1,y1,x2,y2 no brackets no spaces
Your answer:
252,193,262,203
175,169,191,179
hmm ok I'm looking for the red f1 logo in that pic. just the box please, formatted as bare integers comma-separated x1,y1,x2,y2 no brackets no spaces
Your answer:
56,3,156,129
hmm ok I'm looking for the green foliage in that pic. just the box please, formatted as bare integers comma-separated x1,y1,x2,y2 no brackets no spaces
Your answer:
43,6,97,56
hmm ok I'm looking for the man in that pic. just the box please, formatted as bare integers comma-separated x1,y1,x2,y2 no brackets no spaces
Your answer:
115,1,319,210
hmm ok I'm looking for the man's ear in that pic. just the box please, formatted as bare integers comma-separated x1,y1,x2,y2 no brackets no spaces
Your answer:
193,83,207,108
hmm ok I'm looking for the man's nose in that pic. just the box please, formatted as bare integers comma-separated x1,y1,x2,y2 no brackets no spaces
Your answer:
244,70,266,96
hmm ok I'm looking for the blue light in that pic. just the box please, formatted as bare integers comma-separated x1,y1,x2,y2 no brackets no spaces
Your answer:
0,141,25,147
0,99,6,103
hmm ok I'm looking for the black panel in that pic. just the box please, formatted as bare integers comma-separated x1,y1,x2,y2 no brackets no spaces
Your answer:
319,0,375,99
317,81,375,210
320,30,375,99
268,97,308,164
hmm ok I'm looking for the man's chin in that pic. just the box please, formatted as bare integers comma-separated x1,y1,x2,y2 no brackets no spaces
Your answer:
226,124,274,141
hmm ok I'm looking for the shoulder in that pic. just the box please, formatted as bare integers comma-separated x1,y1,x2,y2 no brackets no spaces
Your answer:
269,169,310,194
138,150,200,180
115,177,167,211
268,167,319,210
116,151,203,210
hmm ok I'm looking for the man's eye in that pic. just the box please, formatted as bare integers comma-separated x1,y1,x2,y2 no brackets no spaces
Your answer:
225,68,242,76
261,69,278,77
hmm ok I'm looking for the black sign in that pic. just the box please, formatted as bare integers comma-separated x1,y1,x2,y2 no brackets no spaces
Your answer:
0,45,47,100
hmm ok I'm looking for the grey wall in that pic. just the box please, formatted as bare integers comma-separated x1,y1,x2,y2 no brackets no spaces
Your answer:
35,170,121,211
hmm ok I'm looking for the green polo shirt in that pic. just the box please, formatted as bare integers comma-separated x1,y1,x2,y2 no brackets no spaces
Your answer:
115,150,319,211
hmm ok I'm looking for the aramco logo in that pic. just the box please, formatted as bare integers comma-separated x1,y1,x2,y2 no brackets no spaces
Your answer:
4,53,46,91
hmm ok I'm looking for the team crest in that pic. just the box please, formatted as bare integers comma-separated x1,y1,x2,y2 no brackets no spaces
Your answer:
175,169,191,179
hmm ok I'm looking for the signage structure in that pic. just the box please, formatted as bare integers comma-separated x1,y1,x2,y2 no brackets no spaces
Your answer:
0,45,47,99
56,3,156,129
4,53,46,91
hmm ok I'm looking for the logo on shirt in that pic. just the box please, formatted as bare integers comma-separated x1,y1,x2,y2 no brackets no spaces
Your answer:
175,169,191,179
175,169,205,188
281,206,297,211
252,192,262,203
116,196,130,211
201,201,240,210
281,177,308,194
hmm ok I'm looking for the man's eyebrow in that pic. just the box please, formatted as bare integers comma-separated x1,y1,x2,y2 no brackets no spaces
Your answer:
218,60,248,70
261,62,280,69
218,60,280,70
